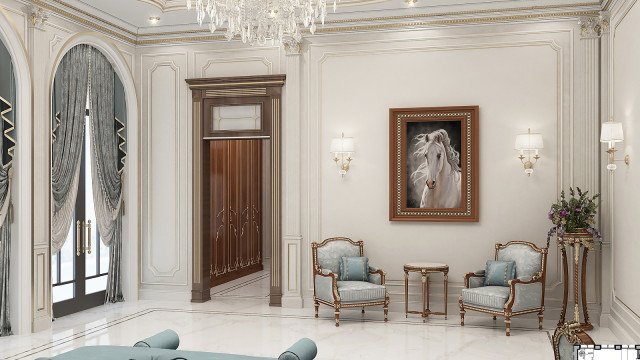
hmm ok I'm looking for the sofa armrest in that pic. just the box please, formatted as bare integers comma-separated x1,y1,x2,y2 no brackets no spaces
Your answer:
314,269,339,303
278,338,318,360
133,329,180,350
464,270,485,288
368,266,386,285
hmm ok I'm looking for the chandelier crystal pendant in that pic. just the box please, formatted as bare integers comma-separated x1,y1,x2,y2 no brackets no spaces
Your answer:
186,0,338,45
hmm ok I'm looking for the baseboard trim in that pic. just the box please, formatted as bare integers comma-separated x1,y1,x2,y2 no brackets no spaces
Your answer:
138,288,192,302
282,295,304,308
607,296,640,343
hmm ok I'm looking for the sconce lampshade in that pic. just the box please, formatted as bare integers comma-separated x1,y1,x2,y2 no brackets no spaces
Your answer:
330,137,355,153
600,121,624,143
515,132,544,150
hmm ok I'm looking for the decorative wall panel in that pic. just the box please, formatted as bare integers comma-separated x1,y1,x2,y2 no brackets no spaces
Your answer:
141,53,189,289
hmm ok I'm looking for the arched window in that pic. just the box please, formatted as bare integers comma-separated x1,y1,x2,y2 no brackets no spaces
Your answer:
0,36,16,336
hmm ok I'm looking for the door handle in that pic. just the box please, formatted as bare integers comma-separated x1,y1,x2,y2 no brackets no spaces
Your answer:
86,220,92,255
76,220,84,256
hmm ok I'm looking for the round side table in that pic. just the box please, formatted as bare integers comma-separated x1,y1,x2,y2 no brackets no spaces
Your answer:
404,262,449,321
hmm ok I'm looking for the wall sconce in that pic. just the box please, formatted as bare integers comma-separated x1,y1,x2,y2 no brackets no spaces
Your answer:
330,133,355,177
515,128,544,176
600,120,630,171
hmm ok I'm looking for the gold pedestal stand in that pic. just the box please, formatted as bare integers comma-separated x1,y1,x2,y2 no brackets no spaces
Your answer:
556,230,595,331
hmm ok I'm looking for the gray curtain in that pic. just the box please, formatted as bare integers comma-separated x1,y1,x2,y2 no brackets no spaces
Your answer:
0,38,16,336
51,44,91,253
88,48,125,303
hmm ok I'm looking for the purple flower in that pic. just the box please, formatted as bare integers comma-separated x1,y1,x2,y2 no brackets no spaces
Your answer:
575,207,582,212
548,210,554,220
559,209,568,218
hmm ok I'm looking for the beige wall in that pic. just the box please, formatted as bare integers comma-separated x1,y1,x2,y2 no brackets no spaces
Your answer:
300,23,602,314
608,0,640,342
0,0,611,333
134,20,604,317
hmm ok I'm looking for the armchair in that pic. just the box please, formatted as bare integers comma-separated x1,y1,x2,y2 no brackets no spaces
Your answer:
311,237,389,326
458,241,548,336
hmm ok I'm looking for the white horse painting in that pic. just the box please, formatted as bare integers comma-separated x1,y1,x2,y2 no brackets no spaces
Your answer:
410,129,462,208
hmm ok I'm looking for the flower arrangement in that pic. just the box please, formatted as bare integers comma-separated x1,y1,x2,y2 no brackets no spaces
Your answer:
546,187,601,247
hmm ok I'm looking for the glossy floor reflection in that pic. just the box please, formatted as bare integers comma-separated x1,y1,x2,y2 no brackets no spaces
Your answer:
0,272,619,360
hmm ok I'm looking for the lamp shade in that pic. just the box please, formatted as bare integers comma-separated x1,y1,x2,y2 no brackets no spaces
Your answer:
600,122,624,143
515,132,544,150
330,137,355,153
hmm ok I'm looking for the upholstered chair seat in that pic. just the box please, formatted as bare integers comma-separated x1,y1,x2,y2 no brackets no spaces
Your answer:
312,237,389,326
461,286,511,311
337,281,386,303
458,241,548,336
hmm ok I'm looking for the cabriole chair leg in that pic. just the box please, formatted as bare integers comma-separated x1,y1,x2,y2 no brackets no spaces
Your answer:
538,311,544,330
384,296,389,322
314,301,319,318
459,297,465,326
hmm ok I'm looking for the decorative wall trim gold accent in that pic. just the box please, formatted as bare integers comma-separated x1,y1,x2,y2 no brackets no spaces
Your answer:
36,0,603,46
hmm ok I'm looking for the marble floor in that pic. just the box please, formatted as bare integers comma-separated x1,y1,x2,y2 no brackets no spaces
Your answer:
0,270,619,360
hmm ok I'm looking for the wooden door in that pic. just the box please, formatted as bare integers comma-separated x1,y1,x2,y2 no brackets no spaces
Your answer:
209,139,263,287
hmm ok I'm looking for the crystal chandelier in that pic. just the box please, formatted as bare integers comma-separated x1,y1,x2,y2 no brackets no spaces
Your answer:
186,0,338,45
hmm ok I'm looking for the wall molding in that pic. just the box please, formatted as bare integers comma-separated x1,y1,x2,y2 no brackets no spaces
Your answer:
605,296,640,342
22,0,605,46
307,30,571,292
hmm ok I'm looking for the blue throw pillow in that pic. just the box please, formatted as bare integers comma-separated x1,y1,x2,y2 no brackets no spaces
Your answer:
484,260,516,286
339,256,369,281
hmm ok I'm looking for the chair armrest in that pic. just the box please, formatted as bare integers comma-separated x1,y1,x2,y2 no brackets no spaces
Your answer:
506,272,545,312
314,268,339,303
368,266,386,285
464,270,485,288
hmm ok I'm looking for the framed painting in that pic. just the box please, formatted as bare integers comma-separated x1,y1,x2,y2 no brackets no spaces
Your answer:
389,106,479,222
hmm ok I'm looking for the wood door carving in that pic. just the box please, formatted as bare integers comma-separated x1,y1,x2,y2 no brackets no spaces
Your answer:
209,139,262,286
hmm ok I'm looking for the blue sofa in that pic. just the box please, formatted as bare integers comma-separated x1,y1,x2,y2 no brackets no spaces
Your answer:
36,330,318,360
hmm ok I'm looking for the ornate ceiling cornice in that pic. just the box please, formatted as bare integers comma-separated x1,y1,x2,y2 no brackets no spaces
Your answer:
136,0,396,12
29,0,604,46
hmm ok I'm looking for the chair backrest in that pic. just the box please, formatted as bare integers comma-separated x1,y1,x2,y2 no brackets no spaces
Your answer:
312,237,364,275
495,241,547,279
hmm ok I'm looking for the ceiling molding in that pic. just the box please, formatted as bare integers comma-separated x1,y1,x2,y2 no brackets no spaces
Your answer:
136,0,395,12
31,0,604,46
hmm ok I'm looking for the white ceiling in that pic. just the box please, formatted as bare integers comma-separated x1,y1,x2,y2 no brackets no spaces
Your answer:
66,0,600,33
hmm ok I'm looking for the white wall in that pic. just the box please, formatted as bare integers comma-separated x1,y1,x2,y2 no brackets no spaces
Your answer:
606,0,640,342
300,23,602,315
137,43,282,299
135,20,604,321
0,0,609,332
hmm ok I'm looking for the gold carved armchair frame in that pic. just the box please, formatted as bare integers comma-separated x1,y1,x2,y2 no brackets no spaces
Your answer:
459,240,548,336
311,237,389,326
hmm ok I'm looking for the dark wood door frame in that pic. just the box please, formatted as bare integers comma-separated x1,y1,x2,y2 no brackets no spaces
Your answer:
187,75,285,306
